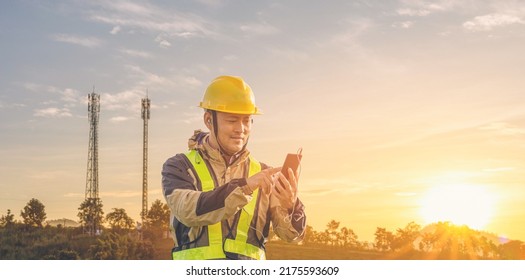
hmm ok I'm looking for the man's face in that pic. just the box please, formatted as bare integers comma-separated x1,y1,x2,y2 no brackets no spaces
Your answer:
207,111,252,155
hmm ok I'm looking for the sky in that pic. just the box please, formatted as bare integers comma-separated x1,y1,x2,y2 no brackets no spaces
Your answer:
1,0,525,242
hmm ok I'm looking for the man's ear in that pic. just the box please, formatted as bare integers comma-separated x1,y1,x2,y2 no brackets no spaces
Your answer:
204,111,212,130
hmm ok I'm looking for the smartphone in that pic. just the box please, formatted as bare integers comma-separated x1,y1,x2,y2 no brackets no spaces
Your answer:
279,152,302,184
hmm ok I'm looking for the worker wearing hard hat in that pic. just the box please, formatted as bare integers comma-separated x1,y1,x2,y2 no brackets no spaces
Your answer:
162,76,306,260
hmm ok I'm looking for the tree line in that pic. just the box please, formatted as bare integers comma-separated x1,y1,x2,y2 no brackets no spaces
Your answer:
296,219,525,260
0,197,170,260
2,198,525,259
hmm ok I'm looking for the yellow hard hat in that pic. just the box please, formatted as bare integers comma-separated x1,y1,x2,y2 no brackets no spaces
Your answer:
199,75,262,115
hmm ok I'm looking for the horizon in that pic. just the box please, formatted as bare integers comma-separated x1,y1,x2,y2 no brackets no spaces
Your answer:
1,0,525,243
14,207,519,246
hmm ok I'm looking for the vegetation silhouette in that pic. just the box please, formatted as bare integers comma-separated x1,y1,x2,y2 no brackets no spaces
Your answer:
78,198,104,236
20,198,46,228
1,199,524,260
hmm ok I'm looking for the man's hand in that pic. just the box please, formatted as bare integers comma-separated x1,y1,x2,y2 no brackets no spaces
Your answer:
273,168,299,210
245,167,281,195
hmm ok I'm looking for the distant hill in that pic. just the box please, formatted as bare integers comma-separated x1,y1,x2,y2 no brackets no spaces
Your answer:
418,222,508,246
46,218,80,228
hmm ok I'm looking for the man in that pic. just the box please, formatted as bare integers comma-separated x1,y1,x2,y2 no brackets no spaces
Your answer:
162,75,306,260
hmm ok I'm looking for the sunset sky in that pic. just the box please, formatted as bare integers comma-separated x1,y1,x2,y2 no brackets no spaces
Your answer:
1,0,524,242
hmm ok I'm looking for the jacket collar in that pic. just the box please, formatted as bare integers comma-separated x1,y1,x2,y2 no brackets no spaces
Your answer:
188,129,250,167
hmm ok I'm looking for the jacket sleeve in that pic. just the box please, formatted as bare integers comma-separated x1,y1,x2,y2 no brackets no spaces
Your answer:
162,154,252,227
269,193,307,243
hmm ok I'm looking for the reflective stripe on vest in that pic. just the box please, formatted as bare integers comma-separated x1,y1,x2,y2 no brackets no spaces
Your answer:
172,149,265,260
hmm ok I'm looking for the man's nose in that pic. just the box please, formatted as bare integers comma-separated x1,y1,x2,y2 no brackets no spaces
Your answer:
233,121,246,133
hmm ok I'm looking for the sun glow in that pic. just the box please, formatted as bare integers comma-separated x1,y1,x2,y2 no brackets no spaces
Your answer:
419,183,496,230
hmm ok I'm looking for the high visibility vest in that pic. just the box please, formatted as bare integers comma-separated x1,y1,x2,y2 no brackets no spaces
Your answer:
172,149,266,260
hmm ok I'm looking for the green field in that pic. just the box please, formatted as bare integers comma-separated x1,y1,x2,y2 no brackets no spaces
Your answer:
266,241,382,260
151,239,383,260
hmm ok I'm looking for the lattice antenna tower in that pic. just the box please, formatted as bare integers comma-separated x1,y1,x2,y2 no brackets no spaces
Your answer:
141,93,151,224
85,88,100,234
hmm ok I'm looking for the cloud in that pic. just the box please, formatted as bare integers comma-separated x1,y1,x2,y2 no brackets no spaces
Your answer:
194,0,226,8
269,48,309,61
53,34,102,48
479,122,525,135
328,18,372,48
92,65,202,114
86,1,215,39
179,111,202,124
392,21,414,28
125,64,167,87
0,101,26,109
179,76,202,87
119,48,152,58
110,116,130,123
396,8,431,17
223,54,238,60
29,170,69,180
483,167,515,173
61,88,82,103
301,188,339,196
159,40,171,48
155,35,172,48
240,22,279,35
101,90,142,111
125,64,202,90
33,107,72,118
110,26,121,34
101,191,142,198
304,178,372,195
463,13,524,31
396,0,457,17
22,83,83,106
395,192,417,197
108,1,152,17
63,192,83,198
22,82,43,92
64,191,142,198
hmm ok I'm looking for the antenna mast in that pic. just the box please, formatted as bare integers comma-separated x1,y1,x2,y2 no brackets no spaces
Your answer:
85,89,100,235
141,94,151,225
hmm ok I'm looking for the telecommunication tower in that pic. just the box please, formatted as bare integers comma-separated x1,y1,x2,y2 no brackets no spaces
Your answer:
141,95,151,224
85,90,100,235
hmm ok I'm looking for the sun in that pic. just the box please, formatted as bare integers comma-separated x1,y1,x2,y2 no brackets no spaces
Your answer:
419,183,496,230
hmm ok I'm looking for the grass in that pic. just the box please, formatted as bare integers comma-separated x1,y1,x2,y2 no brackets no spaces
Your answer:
266,241,382,260
151,238,384,260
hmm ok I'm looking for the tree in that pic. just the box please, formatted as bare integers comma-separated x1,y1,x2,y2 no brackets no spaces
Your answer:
20,198,47,227
0,209,16,227
374,227,394,251
106,208,134,232
392,222,421,251
145,199,170,238
419,232,437,252
317,231,329,245
78,198,104,235
499,240,525,260
44,250,80,260
478,236,498,259
339,226,359,248
88,232,154,260
325,220,340,246
302,225,317,245
417,222,496,259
